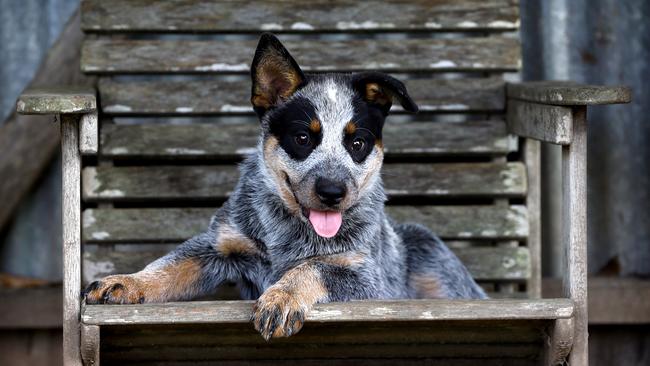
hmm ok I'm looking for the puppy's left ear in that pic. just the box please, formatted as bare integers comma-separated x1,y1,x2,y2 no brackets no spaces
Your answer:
351,72,418,115
251,33,306,117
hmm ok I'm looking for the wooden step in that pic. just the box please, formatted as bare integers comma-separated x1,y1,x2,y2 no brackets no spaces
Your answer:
82,206,528,243
81,162,527,202
81,0,519,33
82,300,571,363
100,121,517,160
98,77,506,115
81,37,520,74
82,245,530,283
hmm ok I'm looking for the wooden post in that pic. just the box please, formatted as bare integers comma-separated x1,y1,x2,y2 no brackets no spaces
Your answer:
62,114,82,366
81,324,100,366
524,138,542,298
562,107,588,365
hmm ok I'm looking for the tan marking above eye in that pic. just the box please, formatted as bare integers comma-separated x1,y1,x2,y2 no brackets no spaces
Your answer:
345,121,357,135
309,118,321,133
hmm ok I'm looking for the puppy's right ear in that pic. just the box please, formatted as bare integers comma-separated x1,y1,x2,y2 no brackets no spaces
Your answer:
251,33,306,118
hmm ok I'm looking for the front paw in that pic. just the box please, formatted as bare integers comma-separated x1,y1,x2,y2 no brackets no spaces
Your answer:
82,275,145,304
251,287,306,341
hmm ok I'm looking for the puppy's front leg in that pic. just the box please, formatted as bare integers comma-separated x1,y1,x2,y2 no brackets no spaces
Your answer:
252,256,372,340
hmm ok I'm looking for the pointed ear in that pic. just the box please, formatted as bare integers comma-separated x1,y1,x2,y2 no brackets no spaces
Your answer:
250,33,305,117
351,72,418,115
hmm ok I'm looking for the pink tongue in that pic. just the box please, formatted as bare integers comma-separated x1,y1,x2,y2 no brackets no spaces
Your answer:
308,210,343,238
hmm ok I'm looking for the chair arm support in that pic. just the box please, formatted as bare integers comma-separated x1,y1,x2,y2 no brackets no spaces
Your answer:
506,82,631,145
506,81,631,106
16,86,96,115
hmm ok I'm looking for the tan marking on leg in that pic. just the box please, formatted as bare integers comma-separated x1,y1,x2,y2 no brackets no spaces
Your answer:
216,224,260,257
319,252,366,267
263,136,301,216
84,258,204,304
410,273,445,299
309,118,321,134
253,262,328,340
344,121,357,135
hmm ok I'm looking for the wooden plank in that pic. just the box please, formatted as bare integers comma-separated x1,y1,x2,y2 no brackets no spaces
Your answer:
98,77,506,115
80,110,98,155
543,318,574,366
562,107,587,366
0,287,62,329
95,359,537,366
544,277,650,325
81,162,527,202
100,121,516,160
81,299,573,325
61,115,82,366
100,343,541,361
82,246,530,282
81,0,520,33
524,139,541,298
82,205,528,243
101,321,546,347
80,324,100,366
0,9,93,232
507,99,573,145
16,87,96,115
507,81,631,106
81,37,521,74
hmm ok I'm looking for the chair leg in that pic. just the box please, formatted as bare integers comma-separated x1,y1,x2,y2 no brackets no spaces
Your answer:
62,114,83,366
81,325,100,366
562,107,588,366
544,317,574,365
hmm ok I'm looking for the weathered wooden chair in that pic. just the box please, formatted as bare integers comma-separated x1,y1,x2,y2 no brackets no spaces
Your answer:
17,1,631,365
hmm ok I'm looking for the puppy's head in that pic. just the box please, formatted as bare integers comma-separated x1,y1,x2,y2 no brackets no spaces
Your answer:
251,33,418,239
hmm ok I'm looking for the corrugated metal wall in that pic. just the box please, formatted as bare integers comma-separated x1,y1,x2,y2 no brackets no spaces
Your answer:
0,0,78,280
1,0,648,279
521,0,650,277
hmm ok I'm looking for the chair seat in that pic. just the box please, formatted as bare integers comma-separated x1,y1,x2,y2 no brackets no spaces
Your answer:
82,299,573,365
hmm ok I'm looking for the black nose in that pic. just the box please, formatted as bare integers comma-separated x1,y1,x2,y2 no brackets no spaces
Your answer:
315,177,347,206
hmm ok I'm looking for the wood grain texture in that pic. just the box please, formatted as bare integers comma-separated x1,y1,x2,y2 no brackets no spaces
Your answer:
562,107,588,366
543,318,574,366
543,277,650,324
100,121,516,160
507,81,631,106
81,162,527,202
98,77,506,115
82,205,528,243
81,0,520,33
16,87,96,115
80,324,100,366
80,110,98,155
507,99,573,145
81,37,521,74
81,299,573,325
82,246,530,282
524,139,541,298
61,115,82,366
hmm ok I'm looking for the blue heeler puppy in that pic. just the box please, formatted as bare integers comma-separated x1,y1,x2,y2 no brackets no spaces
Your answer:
83,33,487,340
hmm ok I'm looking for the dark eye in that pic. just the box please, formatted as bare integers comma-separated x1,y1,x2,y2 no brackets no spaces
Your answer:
295,132,310,146
351,137,365,151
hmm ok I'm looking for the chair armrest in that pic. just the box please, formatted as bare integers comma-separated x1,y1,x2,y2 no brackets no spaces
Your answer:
506,81,631,106
506,82,631,144
16,87,96,115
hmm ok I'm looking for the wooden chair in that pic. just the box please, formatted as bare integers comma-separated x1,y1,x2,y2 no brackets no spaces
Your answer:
16,1,630,365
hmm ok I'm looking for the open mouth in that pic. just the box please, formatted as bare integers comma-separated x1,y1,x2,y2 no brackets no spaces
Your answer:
285,173,343,238
304,208,343,239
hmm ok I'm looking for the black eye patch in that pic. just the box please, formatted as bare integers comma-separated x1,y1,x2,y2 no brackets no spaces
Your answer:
268,97,322,161
344,98,385,163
